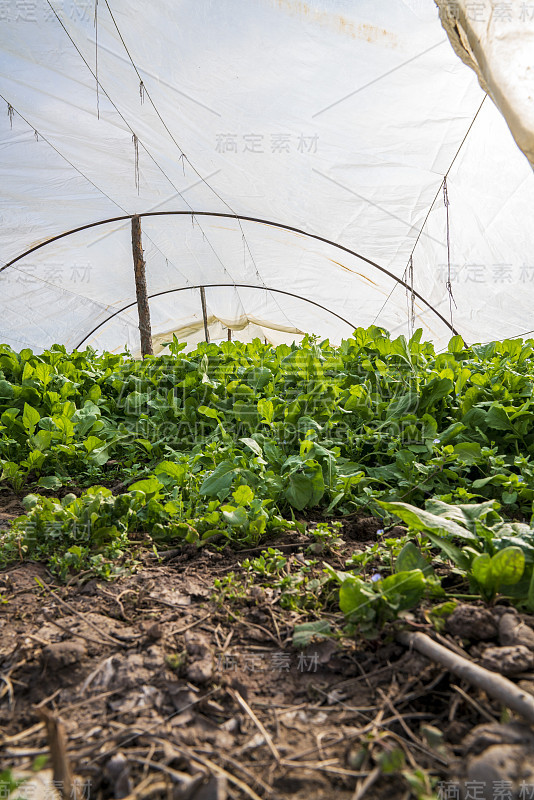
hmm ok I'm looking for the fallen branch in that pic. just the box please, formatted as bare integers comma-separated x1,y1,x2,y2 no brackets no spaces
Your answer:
397,630,534,725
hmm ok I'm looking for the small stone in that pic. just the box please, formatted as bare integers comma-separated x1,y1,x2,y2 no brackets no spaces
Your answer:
481,645,534,676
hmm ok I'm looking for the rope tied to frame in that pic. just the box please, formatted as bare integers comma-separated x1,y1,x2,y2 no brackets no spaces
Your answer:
7,103,14,128
443,177,457,328
139,80,145,104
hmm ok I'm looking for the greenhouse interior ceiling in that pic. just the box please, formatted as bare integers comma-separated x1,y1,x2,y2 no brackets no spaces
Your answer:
1,0,533,355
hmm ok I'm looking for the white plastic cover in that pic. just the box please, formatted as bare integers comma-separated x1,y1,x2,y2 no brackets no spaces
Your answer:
0,0,533,355
436,0,534,169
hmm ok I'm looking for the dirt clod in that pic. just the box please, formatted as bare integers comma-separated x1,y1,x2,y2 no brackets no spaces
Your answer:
42,640,87,670
446,604,499,641
481,644,534,675
498,613,534,650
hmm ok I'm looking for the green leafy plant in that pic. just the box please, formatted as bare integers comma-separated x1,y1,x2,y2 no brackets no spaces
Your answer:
379,498,534,606
3,328,534,588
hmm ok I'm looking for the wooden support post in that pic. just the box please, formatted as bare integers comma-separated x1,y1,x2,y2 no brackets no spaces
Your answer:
131,215,153,357
200,286,210,343
227,328,232,342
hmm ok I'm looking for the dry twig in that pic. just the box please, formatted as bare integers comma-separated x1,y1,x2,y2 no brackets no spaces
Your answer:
36,707,73,799
397,630,534,724
228,687,281,764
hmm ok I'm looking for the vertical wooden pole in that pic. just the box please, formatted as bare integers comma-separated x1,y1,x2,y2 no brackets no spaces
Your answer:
227,328,232,341
131,215,153,357
200,286,210,343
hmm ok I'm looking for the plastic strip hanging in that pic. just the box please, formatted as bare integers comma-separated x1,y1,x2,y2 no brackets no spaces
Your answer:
94,0,100,119
443,177,457,330
406,253,415,339
132,133,140,194
7,103,14,128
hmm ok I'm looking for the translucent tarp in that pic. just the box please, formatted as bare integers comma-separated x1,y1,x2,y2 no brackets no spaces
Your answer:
0,0,533,354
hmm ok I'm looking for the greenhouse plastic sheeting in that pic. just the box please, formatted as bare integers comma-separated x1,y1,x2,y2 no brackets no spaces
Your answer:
436,0,534,169
0,0,533,355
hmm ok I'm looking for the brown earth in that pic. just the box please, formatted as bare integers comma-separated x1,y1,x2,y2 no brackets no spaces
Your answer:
2,501,534,799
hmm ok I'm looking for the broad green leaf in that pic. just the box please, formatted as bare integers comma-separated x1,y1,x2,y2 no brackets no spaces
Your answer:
424,499,496,532
87,384,101,402
453,442,481,464
31,429,52,451
448,335,464,354
83,435,105,453
129,477,162,498
386,392,418,419
134,438,153,452
339,577,375,618
155,461,186,483
199,461,238,497
34,363,52,386
24,450,45,469
22,403,40,431
285,473,313,510
293,620,332,648
486,403,514,431
233,401,259,424
490,546,525,586
257,398,274,424
419,377,453,410
425,531,472,571
239,437,263,457
436,422,466,445
0,379,14,398
232,485,254,506
248,367,272,390
37,475,62,490
221,504,248,527
378,500,476,540
395,542,432,575
38,416,58,431
380,570,426,610
502,490,518,504
471,553,492,587
198,405,220,420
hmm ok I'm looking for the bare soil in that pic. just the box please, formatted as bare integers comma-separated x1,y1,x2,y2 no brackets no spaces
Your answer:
2,500,534,799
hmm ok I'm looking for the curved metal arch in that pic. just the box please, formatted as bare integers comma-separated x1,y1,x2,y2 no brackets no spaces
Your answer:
1,210,460,336
76,283,359,348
